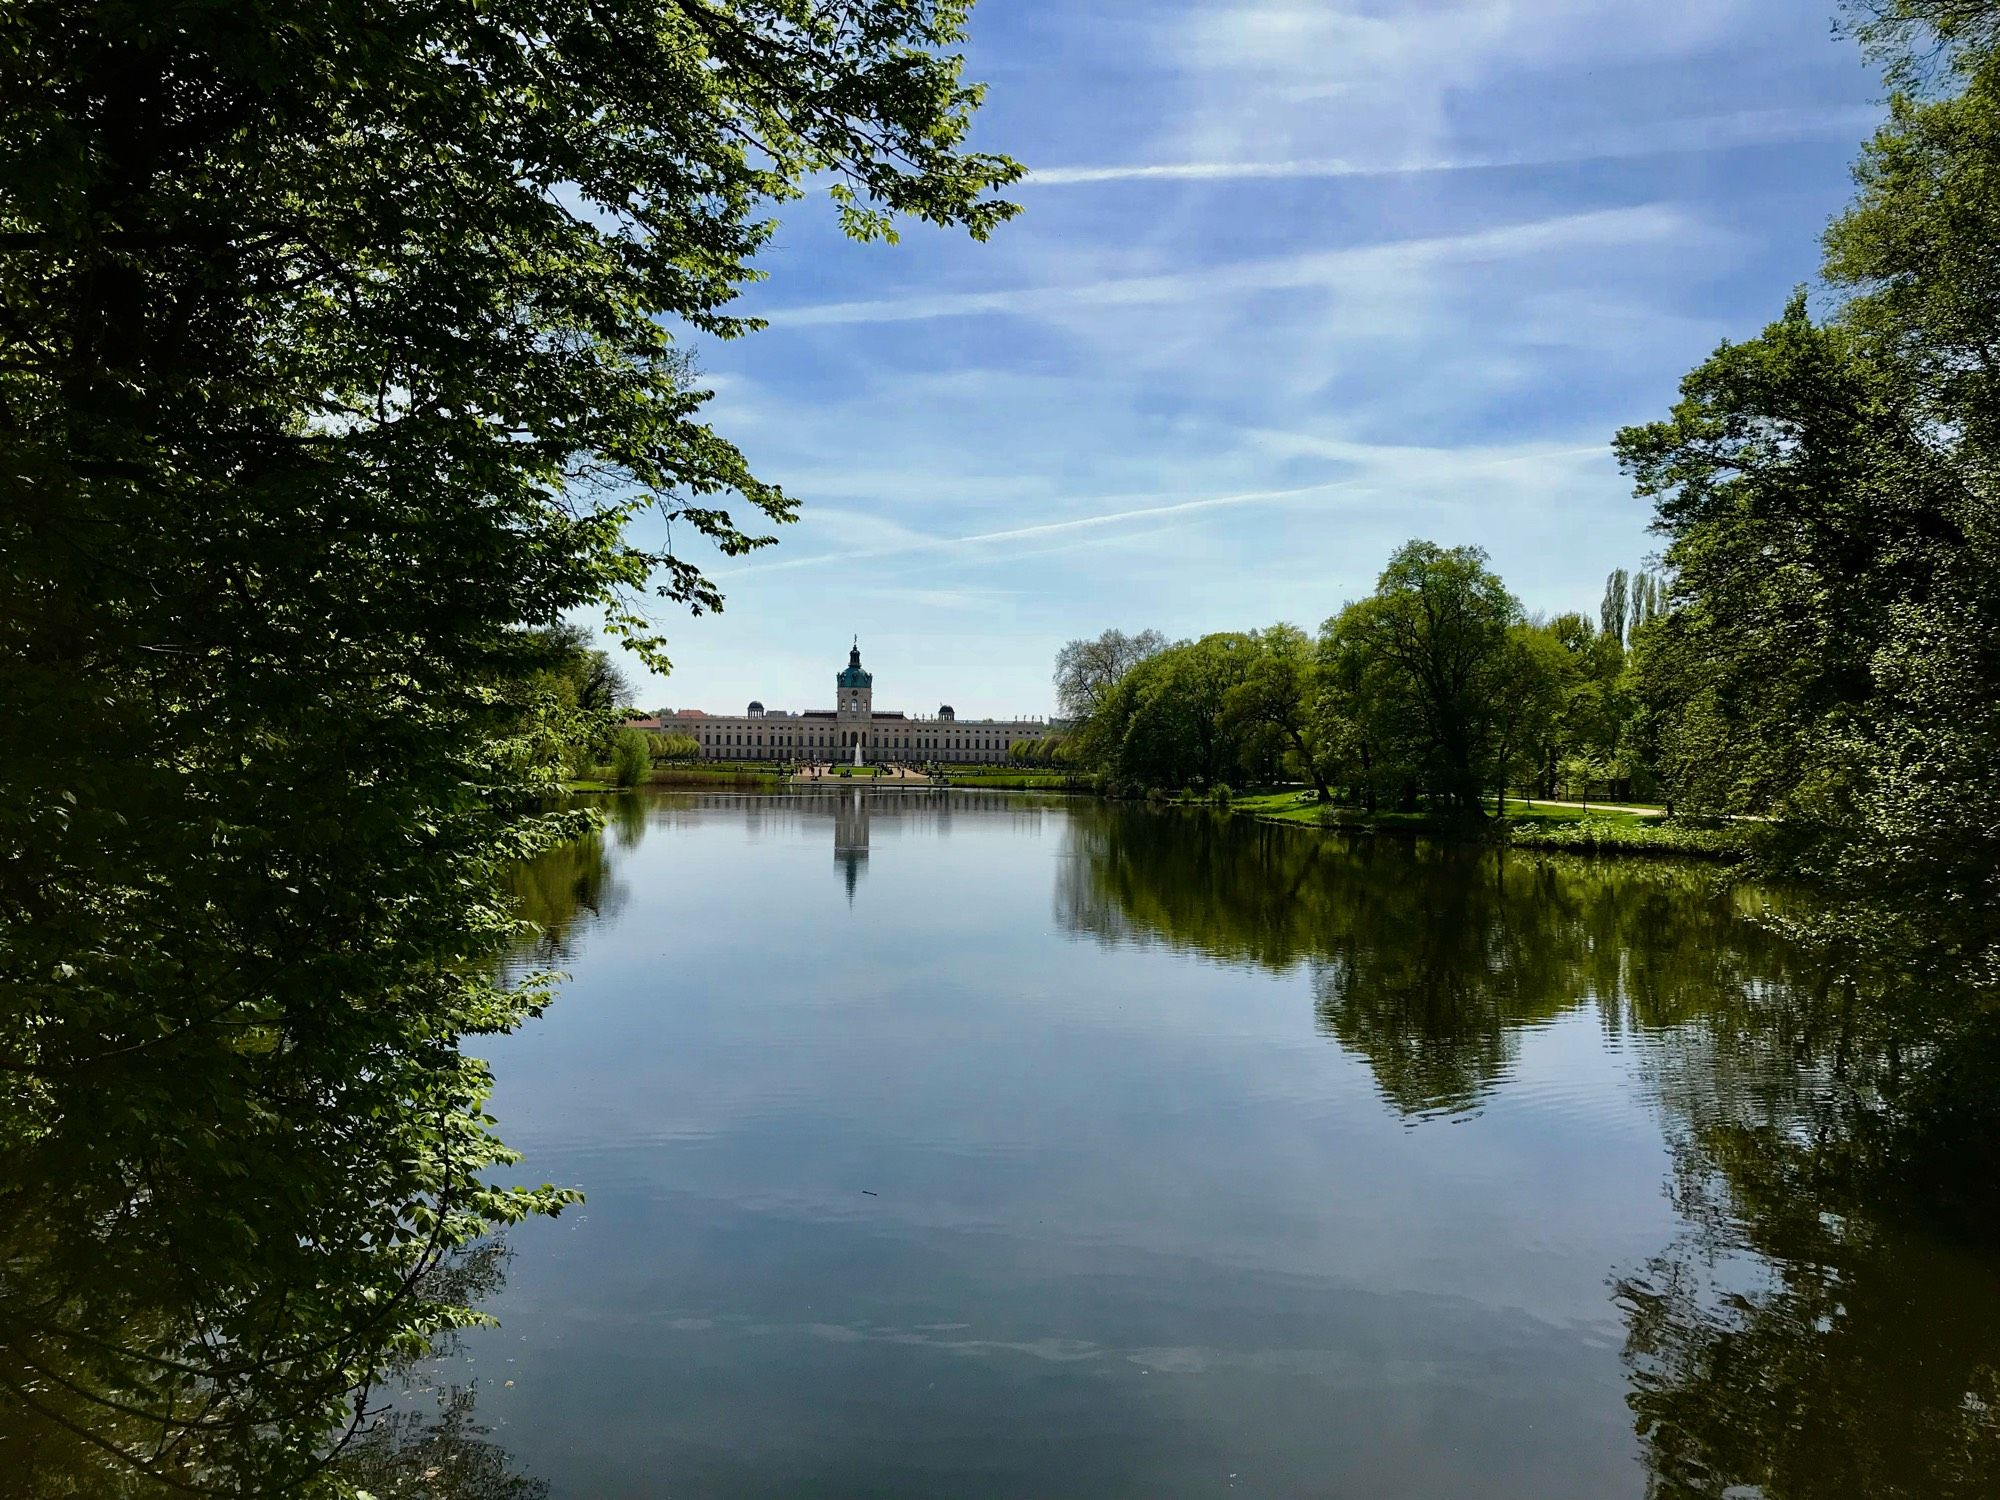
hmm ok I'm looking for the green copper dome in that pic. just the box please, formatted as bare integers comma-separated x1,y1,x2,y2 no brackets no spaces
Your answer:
837,640,872,690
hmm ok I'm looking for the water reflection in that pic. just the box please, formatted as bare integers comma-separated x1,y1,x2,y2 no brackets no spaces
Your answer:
1056,809,1797,1119
336,1247,548,1500
23,790,1993,1496
514,788,1056,928
497,793,2000,1496
339,1385,548,1500
1054,804,2000,1494
0,1143,546,1498
832,788,869,901
0,788,585,1498
1611,976,2000,1499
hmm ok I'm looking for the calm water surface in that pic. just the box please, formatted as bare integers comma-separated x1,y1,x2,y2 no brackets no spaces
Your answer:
461,789,2000,1498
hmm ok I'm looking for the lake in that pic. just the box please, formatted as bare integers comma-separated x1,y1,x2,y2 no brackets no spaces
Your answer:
457,787,2000,1498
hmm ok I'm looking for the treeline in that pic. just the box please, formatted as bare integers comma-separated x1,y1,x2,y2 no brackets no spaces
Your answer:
1051,544,1664,812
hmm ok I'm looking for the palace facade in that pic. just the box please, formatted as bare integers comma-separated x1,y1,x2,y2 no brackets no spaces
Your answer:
668,642,1054,765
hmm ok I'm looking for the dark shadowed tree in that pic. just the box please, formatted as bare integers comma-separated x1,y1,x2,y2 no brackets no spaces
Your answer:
0,0,1016,1487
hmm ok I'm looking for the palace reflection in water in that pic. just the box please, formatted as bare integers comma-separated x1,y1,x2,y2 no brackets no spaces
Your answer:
11,790,1997,1497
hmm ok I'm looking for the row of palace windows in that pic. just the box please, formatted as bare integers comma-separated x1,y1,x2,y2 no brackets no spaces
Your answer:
690,725,1032,759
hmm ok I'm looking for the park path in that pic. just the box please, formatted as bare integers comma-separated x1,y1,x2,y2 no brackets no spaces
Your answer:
787,762,936,784
1518,798,1665,818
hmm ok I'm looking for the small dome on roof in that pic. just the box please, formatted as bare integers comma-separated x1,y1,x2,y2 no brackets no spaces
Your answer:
938,704,955,720
747,700,764,716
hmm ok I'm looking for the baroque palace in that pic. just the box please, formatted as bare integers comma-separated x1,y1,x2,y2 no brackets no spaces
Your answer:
661,641,1055,765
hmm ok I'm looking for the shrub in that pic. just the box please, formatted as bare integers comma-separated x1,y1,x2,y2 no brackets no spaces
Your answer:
1507,816,1747,861
610,728,651,787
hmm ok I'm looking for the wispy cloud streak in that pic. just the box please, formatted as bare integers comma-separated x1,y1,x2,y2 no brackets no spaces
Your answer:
1024,105,1879,186
773,206,1693,327
723,445,1609,577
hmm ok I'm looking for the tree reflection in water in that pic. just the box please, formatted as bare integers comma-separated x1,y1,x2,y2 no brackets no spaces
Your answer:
334,1245,548,1500
0,1221,548,1499
0,794,601,1498
1058,804,2000,1497
15,793,1993,1495
1617,987,2000,1498
1057,808,1795,1118
506,795,640,963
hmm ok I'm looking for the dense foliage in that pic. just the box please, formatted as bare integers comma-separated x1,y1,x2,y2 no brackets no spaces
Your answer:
0,0,1013,1491
1619,0,2000,995
1057,542,1652,814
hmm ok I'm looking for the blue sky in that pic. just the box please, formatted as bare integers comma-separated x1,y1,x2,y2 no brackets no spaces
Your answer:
624,0,1880,719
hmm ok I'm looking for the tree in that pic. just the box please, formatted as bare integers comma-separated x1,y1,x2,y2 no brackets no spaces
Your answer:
1053,628,1167,720
1008,735,1067,768
1124,634,1262,790
0,0,1016,1485
511,622,639,773
1223,624,1333,799
1332,541,1522,814
542,622,634,719
1620,1,2000,999
1600,568,1632,646
1534,612,1609,797
1847,2,2000,88
1615,296,1923,817
1485,625,1571,816
1314,608,1405,811
651,731,701,763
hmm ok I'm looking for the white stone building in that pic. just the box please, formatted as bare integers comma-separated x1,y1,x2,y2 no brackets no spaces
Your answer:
673,641,1053,764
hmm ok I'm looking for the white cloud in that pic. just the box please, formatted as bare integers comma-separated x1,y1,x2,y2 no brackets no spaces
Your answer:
1149,0,1764,164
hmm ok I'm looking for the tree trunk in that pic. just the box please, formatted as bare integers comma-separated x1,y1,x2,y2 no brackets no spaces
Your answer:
1289,728,1330,801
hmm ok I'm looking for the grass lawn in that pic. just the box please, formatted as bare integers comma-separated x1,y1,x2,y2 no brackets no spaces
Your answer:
569,762,788,790
944,770,1076,788
1223,790,1659,830
1222,788,1740,859
1225,790,1326,824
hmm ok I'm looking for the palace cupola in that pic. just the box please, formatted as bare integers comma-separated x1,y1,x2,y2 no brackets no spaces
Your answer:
836,639,874,722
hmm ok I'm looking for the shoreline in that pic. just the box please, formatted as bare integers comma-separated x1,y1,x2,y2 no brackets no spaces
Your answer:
570,771,1747,862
